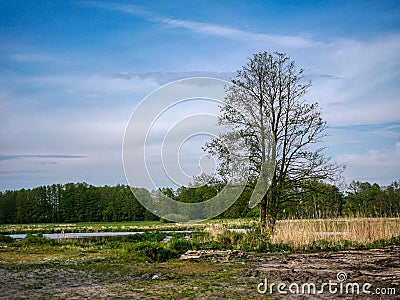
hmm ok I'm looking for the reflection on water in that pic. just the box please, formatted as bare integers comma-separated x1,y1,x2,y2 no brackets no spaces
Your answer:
8,230,194,239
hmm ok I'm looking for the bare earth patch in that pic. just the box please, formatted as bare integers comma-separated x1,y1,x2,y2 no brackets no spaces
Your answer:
0,247,399,299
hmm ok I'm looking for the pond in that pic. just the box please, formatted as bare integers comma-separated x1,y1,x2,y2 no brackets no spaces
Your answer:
8,230,194,239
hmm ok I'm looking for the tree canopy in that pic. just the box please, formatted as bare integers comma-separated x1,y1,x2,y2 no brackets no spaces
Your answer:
206,52,344,230
0,180,398,224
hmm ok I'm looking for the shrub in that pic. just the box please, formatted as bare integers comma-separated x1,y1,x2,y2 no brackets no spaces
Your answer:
132,241,178,262
0,234,13,243
297,239,357,253
21,234,54,245
216,231,244,247
126,232,167,243
239,226,271,252
153,247,177,262
168,238,192,253
367,236,400,248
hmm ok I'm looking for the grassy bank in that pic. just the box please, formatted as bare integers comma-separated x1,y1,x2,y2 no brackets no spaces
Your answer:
1,218,400,261
0,220,203,235
0,232,256,299
1,217,399,248
0,218,261,235
1,219,399,299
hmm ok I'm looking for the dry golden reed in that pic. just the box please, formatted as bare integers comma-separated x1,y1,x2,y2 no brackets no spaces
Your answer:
270,217,400,247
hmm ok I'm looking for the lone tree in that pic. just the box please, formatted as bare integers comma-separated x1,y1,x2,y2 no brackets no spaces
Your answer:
206,52,343,231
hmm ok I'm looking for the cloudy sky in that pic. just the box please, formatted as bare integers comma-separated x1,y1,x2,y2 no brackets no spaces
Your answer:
0,0,399,190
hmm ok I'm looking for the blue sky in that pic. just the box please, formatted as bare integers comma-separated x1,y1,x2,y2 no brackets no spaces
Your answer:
0,0,400,190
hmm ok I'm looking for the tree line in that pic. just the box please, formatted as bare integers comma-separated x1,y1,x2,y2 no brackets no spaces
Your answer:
0,180,399,224
279,180,400,219
0,183,156,224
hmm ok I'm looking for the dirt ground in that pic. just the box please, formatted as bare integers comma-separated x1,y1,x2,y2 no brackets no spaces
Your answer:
1,246,399,299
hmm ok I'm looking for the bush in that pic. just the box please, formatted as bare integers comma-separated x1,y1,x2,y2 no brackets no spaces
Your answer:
168,238,192,253
132,241,178,262
125,232,167,243
216,231,244,247
21,233,54,245
153,247,177,262
0,234,13,243
239,226,271,252
264,242,292,252
368,236,400,248
245,206,260,218
298,239,357,253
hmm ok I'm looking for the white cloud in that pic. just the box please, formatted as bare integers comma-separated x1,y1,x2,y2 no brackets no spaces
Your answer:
77,73,160,97
307,34,400,125
0,71,161,189
339,149,399,167
337,142,400,184
157,17,319,48
0,72,161,111
2,2,400,188
82,1,400,127
85,2,319,49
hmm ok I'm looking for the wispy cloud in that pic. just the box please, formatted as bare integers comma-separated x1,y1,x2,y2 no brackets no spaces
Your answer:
83,2,319,48
332,122,400,139
1,1,399,189
80,1,151,18
307,34,400,125
156,17,319,48
0,154,87,162
115,71,233,85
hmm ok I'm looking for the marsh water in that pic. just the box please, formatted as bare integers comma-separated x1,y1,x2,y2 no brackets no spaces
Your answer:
8,230,194,239
8,229,348,239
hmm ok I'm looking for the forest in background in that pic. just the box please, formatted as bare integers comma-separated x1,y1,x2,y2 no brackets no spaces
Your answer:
0,180,399,224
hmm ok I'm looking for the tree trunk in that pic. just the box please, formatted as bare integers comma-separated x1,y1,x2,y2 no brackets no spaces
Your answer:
259,194,268,232
266,188,278,232
267,214,276,232
259,187,278,232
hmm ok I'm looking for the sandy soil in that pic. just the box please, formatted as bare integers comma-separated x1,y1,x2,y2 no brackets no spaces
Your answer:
248,246,399,299
0,246,399,299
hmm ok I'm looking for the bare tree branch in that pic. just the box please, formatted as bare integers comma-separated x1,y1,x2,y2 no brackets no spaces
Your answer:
204,52,344,231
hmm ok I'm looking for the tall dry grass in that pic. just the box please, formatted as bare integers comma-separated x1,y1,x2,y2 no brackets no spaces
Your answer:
270,217,400,247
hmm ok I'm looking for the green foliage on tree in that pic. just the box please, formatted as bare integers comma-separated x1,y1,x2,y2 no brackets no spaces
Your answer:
279,181,344,219
0,183,148,224
205,51,344,230
0,180,398,224
343,181,400,217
